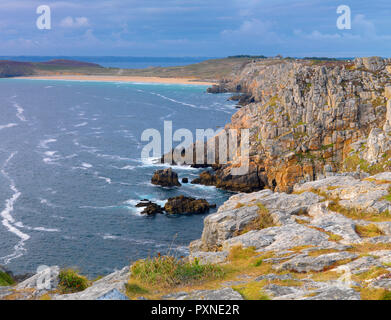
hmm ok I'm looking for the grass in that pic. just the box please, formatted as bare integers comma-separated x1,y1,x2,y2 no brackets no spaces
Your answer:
131,255,225,289
328,200,391,222
0,271,14,286
58,269,90,294
233,282,270,300
228,246,257,261
125,283,150,296
360,288,391,300
236,203,276,236
355,224,385,238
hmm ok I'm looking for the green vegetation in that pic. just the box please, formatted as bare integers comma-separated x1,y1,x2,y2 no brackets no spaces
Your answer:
125,283,150,296
233,282,270,300
58,269,90,294
0,271,14,286
0,57,256,81
355,224,385,238
131,255,225,289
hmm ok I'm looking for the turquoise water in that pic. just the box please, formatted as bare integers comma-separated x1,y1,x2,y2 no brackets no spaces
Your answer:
0,79,236,277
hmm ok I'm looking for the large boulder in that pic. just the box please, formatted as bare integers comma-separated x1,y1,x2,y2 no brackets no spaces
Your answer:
151,168,181,187
136,200,164,215
164,196,213,214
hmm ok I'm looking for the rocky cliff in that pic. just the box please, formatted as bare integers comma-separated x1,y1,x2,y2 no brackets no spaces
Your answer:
198,57,391,193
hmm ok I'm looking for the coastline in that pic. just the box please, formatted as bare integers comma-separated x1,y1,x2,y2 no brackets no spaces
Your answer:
15,75,216,86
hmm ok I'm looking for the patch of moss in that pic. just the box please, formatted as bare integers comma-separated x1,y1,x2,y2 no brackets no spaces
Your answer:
355,224,385,238
233,282,270,300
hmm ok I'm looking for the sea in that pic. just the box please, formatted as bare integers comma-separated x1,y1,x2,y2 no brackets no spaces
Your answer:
0,77,236,277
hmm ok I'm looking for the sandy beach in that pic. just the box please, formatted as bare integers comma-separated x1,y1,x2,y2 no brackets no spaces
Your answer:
17,75,216,86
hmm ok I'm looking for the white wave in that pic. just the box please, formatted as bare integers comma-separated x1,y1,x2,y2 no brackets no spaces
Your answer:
81,162,93,168
102,234,119,240
96,153,134,162
93,172,112,184
33,227,59,232
14,221,59,232
139,157,198,171
98,176,112,184
44,151,57,157
150,92,199,109
0,123,17,130
0,152,30,265
74,122,88,127
13,102,27,122
111,165,135,170
39,138,57,149
40,198,60,208
120,165,135,170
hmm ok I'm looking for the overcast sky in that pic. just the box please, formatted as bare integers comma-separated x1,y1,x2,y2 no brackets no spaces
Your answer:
1,0,390,57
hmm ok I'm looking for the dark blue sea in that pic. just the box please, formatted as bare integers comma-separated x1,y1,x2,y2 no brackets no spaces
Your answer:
0,78,236,277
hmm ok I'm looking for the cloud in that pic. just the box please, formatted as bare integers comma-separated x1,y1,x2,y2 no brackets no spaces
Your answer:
222,19,276,38
60,16,90,28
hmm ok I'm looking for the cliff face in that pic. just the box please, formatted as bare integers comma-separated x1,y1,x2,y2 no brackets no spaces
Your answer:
202,57,391,193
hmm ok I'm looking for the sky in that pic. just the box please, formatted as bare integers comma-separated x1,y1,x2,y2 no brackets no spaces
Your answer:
0,0,390,57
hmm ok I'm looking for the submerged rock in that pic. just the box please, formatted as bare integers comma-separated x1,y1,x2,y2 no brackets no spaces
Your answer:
164,196,212,214
151,168,181,187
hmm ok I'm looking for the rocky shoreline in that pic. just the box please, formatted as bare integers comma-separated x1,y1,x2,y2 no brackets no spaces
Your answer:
3,172,391,300
3,56,391,300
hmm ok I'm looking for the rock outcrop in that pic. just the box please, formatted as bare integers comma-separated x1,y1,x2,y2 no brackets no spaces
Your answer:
136,200,164,215
164,196,214,214
191,57,391,193
151,168,181,187
189,173,391,300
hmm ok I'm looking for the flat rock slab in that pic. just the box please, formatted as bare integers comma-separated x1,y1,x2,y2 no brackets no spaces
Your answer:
302,286,361,301
163,288,243,300
96,289,129,300
275,252,358,273
53,266,130,300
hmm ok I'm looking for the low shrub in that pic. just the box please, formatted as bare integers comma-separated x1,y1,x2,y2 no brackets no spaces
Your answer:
0,271,14,286
58,269,90,294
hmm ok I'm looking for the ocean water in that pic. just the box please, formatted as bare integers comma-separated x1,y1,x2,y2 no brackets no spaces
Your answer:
0,79,236,277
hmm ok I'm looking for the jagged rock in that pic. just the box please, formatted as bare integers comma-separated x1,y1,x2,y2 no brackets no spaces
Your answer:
368,273,391,290
354,57,386,72
334,256,382,274
193,57,391,192
96,288,129,300
136,200,164,215
164,196,211,214
295,175,391,215
264,284,305,298
16,266,59,292
364,128,391,164
189,251,228,265
255,274,293,282
181,178,189,183
151,168,181,187
192,189,323,251
53,266,130,300
274,252,358,273
302,286,361,301
308,202,363,244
